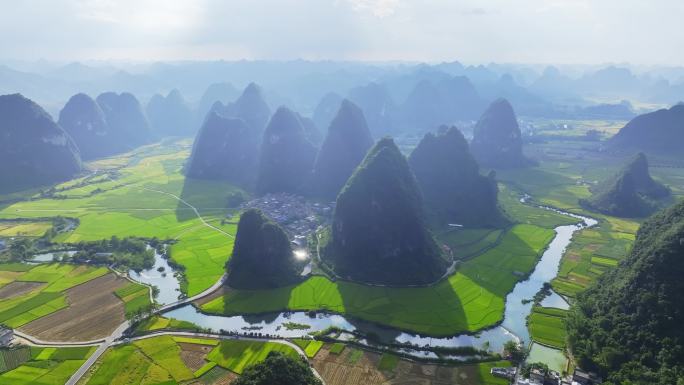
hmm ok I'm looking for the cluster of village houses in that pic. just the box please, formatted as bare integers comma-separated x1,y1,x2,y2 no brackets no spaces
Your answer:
240,193,333,238
492,366,602,385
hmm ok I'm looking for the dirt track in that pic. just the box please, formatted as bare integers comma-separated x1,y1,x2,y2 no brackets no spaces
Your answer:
19,273,127,342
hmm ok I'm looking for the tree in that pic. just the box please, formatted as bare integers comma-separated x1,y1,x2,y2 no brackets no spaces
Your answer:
232,352,322,385
504,340,524,363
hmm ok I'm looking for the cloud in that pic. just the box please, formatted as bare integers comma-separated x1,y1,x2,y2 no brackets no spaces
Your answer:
344,0,400,18
0,0,682,65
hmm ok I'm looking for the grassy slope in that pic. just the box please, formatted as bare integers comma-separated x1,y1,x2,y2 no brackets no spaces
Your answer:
0,141,239,297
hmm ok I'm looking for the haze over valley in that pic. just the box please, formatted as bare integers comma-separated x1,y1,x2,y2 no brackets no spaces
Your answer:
0,2,683,385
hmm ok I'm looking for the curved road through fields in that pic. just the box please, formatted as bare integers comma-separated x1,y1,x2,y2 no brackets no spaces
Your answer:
13,179,238,385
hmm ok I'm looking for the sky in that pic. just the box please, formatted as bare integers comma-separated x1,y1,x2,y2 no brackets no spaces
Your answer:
1,0,683,65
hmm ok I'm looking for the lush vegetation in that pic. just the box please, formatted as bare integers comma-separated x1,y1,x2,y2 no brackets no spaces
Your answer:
232,351,322,385
206,340,300,374
323,137,447,285
69,236,154,272
567,200,684,384
0,142,239,296
227,209,302,289
204,224,554,335
580,153,671,217
0,346,94,385
409,126,505,227
528,307,568,349
114,282,152,316
309,99,373,200
292,339,324,358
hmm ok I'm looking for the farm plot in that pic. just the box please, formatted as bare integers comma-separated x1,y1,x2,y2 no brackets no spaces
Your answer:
114,282,151,317
202,224,555,336
205,340,300,374
19,273,137,341
0,346,94,385
84,336,298,385
0,141,239,297
0,221,52,237
0,263,119,329
528,307,568,349
552,216,636,297
312,343,510,385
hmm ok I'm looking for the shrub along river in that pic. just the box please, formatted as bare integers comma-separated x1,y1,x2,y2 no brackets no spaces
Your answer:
128,201,596,358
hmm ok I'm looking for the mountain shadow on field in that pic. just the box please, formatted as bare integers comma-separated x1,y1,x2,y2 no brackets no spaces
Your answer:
335,272,468,336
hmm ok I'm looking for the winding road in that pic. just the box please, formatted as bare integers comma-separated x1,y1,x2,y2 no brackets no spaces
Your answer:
18,177,238,385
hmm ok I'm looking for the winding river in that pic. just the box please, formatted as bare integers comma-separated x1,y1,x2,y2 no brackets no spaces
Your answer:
128,202,596,356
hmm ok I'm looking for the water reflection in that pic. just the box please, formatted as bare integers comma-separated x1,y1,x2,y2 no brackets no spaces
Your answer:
128,247,181,305
160,206,595,355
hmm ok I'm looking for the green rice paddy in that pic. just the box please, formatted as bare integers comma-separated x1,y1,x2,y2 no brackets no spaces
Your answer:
205,339,300,374
115,282,151,316
0,141,240,297
0,263,136,328
0,346,95,385
377,353,400,371
203,224,555,336
528,307,568,349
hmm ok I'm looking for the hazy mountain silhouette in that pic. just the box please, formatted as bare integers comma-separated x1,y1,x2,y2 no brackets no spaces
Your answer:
256,107,317,195
310,100,373,200
409,126,505,227
212,82,271,135
348,82,395,137
312,92,343,133
146,89,195,136
197,82,239,123
58,93,116,160
96,92,153,150
610,104,684,156
471,98,531,168
185,112,259,187
0,94,81,192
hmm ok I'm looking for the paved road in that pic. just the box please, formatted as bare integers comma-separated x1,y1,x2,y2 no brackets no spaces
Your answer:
30,180,235,385
65,321,130,385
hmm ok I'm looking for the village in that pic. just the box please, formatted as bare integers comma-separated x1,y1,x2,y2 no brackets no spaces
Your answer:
239,192,334,239
491,365,603,385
